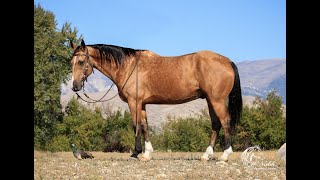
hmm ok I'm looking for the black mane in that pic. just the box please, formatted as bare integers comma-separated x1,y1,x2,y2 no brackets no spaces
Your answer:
88,44,144,65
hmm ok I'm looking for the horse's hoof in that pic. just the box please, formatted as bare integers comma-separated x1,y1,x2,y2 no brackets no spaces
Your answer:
129,154,139,161
129,156,139,161
140,156,151,162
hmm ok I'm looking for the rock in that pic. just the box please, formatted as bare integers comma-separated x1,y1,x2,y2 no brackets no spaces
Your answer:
277,143,286,160
236,169,241,175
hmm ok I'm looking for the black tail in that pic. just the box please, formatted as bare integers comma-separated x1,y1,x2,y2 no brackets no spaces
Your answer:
228,61,243,130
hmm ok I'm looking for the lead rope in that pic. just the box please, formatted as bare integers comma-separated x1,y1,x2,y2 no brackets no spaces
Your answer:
135,58,139,137
83,83,115,102
75,58,138,103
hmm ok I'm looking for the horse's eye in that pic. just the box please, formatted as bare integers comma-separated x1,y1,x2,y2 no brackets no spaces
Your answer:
79,61,84,66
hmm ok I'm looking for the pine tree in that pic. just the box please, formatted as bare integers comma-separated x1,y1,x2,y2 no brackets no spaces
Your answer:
34,4,81,150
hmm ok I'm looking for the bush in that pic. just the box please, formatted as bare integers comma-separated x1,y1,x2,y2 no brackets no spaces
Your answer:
46,98,136,152
104,110,135,152
151,113,212,152
233,90,286,150
47,97,106,151
47,135,70,152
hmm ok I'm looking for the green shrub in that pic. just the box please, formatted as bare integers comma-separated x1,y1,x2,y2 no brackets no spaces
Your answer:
104,110,134,152
151,114,211,152
47,97,106,151
233,90,286,150
47,135,70,152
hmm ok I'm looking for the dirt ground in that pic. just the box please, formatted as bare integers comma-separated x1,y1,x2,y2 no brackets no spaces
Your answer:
34,150,286,179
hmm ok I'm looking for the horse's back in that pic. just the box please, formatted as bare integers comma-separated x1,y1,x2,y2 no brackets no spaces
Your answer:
140,50,235,103
195,50,231,64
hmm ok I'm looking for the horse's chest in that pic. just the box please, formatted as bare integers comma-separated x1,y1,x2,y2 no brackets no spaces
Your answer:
118,92,128,102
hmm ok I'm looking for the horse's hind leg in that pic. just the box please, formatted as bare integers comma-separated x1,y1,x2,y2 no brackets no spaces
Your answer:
140,105,154,161
201,99,221,161
213,99,233,161
203,97,233,161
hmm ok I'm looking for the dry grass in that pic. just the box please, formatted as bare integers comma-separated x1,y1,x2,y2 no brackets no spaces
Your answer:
34,150,285,179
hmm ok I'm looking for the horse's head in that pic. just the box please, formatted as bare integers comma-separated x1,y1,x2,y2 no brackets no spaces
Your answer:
69,39,94,91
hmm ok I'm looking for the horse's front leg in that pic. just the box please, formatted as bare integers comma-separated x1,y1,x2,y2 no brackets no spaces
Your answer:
128,99,143,160
140,105,154,161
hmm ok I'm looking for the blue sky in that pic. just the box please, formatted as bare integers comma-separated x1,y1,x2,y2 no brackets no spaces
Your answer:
35,0,286,62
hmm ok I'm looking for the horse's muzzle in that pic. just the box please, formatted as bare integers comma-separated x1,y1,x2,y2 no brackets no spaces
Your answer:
72,81,82,92
71,86,80,92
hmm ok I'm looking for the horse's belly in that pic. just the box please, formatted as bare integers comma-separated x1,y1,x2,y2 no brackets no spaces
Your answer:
143,89,205,104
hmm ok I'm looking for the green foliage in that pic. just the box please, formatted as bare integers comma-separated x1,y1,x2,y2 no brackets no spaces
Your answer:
104,110,135,152
45,97,136,152
151,114,211,152
233,90,286,150
48,97,106,152
47,135,70,152
34,4,81,150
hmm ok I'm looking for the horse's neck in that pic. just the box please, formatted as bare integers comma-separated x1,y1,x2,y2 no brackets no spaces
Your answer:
93,50,158,88
93,56,136,87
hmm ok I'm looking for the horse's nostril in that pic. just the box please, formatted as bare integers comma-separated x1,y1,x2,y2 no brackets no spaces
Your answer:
73,81,77,87
72,81,78,91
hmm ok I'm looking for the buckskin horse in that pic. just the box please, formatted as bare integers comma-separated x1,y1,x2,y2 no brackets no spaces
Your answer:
69,39,242,162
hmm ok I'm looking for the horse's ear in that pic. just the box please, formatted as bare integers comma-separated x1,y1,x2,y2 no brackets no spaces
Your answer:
81,39,86,50
70,40,77,51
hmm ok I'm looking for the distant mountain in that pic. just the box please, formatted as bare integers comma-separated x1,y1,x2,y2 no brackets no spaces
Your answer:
237,59,286,104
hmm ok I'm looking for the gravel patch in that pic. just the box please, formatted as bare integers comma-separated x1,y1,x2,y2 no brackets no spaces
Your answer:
35,151,286,179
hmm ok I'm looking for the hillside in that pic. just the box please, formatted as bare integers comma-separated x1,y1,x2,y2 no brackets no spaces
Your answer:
237,58,286,103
